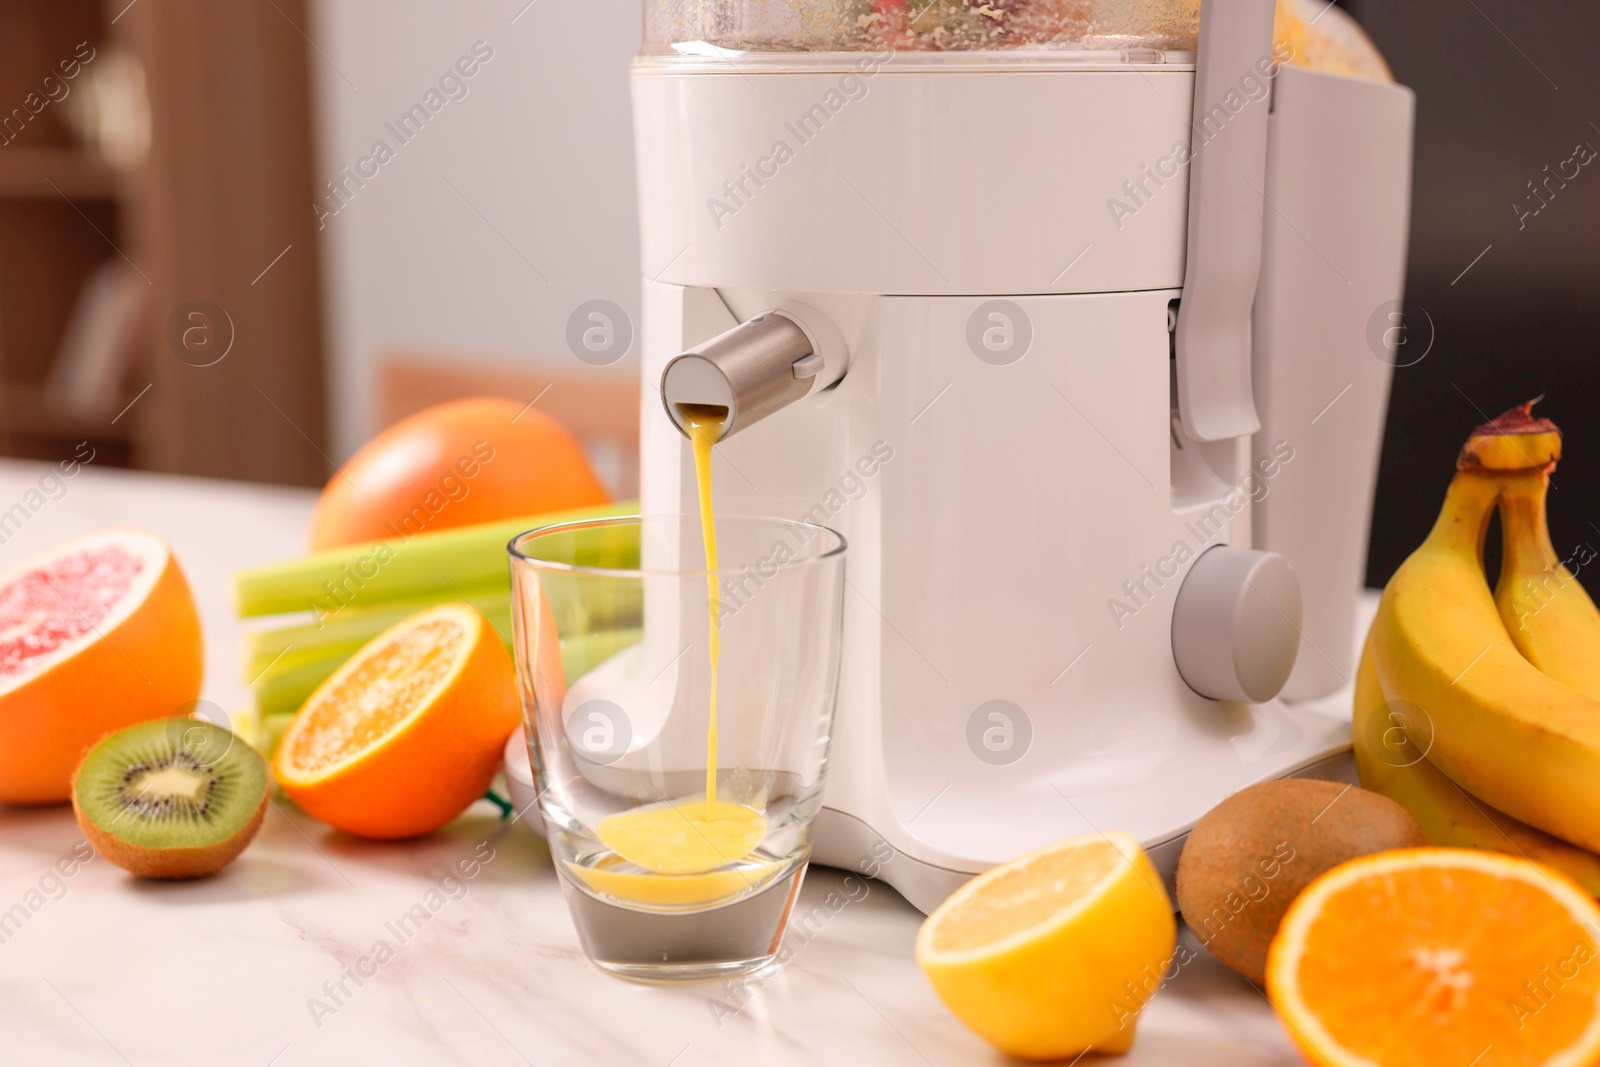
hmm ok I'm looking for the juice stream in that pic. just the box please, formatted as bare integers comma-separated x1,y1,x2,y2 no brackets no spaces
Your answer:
588,404,767,892
681,404,727,818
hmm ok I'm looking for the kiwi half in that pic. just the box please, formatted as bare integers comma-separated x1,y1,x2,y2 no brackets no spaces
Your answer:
72,717,268,879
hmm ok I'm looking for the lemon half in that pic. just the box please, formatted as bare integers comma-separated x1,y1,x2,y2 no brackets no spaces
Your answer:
916,831,1177,1060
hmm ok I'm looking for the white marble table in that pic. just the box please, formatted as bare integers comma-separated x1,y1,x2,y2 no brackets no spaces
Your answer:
0,460,1304,1066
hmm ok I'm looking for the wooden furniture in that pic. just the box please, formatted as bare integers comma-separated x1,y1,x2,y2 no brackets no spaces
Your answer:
0,3,127,463
0,0,329,484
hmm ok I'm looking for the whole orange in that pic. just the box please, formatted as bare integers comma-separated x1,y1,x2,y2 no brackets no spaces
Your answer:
309,397,609,550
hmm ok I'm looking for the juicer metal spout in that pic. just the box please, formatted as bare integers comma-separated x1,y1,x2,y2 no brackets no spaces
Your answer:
661,307,839,439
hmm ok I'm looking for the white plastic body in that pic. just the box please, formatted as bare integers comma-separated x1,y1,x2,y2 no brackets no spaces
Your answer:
632,57,1193,296
623,58,1411,912
1252,67,1415,700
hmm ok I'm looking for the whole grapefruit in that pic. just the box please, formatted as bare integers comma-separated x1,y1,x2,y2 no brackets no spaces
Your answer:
309,398,609,551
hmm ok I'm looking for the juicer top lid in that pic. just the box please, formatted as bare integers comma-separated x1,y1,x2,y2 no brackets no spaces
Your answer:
641,0,1202,57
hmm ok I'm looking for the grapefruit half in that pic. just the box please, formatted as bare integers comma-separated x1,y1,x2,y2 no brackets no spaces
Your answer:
0,528,203,804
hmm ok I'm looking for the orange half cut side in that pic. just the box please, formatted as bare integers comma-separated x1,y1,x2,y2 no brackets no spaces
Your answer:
1268,847,1600,1067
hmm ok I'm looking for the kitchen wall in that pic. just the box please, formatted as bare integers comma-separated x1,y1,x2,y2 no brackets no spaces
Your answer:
1344,0,1600,586
308,0,643,459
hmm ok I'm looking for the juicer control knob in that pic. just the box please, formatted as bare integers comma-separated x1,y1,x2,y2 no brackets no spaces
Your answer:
1171,546,1302,704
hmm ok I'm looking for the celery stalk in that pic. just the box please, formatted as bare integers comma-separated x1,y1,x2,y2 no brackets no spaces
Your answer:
255,622,640,722
234,500,636,618
253,657,348,719
242,586,509,679
251,600,517,717
561,628,644,680
258,712,296,759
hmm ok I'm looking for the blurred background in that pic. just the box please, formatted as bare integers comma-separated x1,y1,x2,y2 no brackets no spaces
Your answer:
1341,0,1600,585
0,0,1594,585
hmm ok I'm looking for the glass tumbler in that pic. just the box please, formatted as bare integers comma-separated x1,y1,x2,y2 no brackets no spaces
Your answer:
508,515,846,981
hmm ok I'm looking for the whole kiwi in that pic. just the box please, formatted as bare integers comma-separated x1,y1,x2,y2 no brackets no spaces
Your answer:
1175,778,1425,984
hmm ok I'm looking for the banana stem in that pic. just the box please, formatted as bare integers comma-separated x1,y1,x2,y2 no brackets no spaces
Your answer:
1493,464,1600,700
1430,471,1502,567
1498,472,1561,578
1458,400,1561,473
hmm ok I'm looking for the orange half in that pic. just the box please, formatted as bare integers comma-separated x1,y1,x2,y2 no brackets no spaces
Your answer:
274,603,519,839
1268,848,1600,1067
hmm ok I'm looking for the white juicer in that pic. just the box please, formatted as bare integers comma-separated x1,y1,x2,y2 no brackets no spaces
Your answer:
615,0,1414,913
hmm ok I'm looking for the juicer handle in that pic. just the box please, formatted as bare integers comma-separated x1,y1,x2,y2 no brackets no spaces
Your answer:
1173,0,1277,443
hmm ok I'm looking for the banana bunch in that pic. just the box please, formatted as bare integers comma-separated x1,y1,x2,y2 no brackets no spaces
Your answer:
1355,401,1600,895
